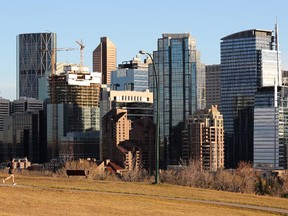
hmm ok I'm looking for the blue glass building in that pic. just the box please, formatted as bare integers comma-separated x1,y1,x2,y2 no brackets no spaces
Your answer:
110,56,149,92
151,33,203,166
254,86,288,170
221,29,278,168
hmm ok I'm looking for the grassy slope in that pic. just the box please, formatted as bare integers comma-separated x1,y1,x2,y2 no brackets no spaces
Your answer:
0,175,287,216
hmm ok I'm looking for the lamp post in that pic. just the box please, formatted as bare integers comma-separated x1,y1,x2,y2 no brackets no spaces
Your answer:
139,50,159,184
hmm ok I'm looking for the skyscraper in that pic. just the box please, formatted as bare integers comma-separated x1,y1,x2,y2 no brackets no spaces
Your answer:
206,64,221,108
47,64,101,160
220,29,278,168
93,37,117,84
151,33,204,166
254,86,288,170
17,32,57,99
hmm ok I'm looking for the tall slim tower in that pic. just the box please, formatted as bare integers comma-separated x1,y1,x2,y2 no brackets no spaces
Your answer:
93,37,117,84
220,29,278,168
151,33,204,167
17,32,57,99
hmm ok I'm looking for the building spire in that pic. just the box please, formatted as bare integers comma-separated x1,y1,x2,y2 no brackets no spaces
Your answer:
275,18,281,86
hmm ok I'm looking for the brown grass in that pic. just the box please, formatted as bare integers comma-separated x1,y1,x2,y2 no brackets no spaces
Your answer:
0,174,287,216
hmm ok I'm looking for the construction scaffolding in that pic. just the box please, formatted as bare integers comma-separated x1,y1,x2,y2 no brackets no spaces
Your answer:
48,66,101,107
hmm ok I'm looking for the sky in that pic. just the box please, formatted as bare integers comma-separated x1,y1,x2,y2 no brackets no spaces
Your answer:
1,0,288,100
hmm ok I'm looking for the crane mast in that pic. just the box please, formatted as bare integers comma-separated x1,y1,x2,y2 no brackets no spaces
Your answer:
76,40,85,73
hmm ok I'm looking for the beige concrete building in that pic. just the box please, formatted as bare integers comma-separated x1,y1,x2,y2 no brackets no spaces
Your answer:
93,37,117,84
183,105,224,171
101,108,151,171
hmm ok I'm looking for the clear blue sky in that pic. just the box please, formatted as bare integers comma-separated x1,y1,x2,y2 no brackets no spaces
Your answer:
1,0,288,100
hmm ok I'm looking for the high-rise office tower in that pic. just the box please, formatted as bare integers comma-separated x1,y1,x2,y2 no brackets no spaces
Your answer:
221,29,279,168
93,37,117,84
254,86,288,170
17,32,57,99
183,105,224,171
150,33,204,166
206,64,221,108
47,64,101,160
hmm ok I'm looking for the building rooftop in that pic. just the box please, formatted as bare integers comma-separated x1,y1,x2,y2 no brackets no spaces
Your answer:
162,33,191,38
221,29,273,40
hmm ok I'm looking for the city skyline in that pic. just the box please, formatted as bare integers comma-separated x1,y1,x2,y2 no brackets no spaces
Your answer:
1,0,288,100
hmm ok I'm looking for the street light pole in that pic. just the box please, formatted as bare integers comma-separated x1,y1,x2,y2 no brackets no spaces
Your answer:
139,50,159,184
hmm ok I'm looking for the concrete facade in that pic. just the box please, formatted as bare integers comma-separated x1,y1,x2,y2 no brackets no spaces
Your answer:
183,105,224,171
93,37,117,85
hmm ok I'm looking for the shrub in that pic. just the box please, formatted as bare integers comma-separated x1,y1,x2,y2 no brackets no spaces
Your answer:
121,162,151,183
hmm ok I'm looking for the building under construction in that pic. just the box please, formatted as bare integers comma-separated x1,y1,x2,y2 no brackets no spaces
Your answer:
48,64,101,106
47,64,102,160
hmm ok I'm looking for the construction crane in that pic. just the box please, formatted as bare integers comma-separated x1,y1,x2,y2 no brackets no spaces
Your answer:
76,40,85,73
50,47,78,78
42,47,77,77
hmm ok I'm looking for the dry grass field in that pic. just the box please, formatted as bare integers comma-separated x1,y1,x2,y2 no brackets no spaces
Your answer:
0,174,288,216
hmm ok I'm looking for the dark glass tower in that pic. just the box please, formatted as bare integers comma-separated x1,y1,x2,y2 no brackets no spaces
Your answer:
17,33,57,99
220,29,276,168
151,33,203,166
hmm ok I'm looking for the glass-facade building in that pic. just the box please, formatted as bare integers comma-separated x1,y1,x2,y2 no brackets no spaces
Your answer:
221,29,278,168
111,69,148,91
206,64,221,108
59,131,100,160
17,33,57,99
151,33,204,166
110,57,150,92
254,87,288,170
48,105,100,161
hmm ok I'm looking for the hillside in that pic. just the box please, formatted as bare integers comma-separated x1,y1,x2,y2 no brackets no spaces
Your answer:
0,175,288,215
